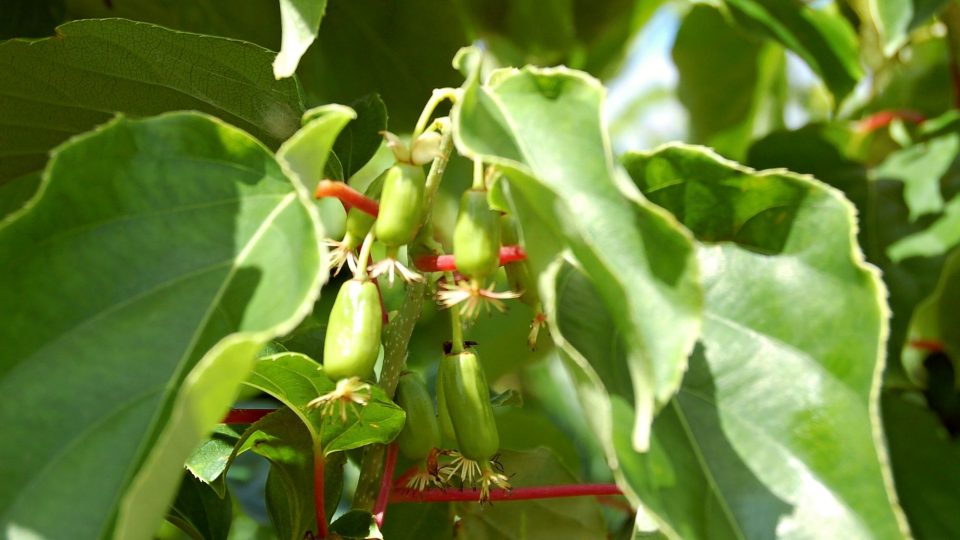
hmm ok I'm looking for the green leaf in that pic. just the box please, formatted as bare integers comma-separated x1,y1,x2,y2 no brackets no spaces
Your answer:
379,502,452,540
329,510,384,539
0,172,41,220
186,424,246,487
871,134,959,221
238,409,320,540
721,0,862,104
0,0,64,39
244,352,406,455
277,104,358,239
854,0,952,57
746,124,945,382
883,390,960,539
332,94,389,181
906,250,960,366
615,144,909,538
167,473,234,540
274,0,328,79
455,448,607,539
673,4,785,160
64,0,282,50
0,112,331,539
452,62,702,451
0,18,304,184
297,0,469,128
888,196,960,261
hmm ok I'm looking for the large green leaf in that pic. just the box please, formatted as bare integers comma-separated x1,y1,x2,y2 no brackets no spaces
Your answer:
0,112,335,539
888,196,960,261
455,448,607,539
274,0,328,79
721,0,862,104
746,124,945,381
0,18,304,184
64,0,282,49
297,0,469,129
452,60,702,452
610,144,909,538
883,390,960,539
673,4,785,160
244,352,406,455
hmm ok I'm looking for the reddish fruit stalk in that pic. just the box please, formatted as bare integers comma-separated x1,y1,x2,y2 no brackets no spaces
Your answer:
314,180,380,217
858,110,926,133
222,408,274,424
373,444,399,528
415,245,527,272
314,451,328,538
909,339,945,353
390,483,622,503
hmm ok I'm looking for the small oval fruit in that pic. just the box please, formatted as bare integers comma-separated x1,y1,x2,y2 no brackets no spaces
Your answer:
395,372,440,461
436,355,457,443
374,164,425,248
441,348,499,462
322,279,382,380
453,189,500,281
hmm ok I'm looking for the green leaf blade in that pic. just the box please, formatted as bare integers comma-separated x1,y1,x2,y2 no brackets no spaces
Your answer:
452,63,702,451
0,111,330,539
618,144,910,539
0,18,304,184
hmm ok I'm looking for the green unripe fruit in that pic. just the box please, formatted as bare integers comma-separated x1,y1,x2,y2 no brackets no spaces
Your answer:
500,214,538,307
342,207,375,250
441,349,499,462
395,372,440,461
322,279,382,380
453,189,501,281
436,355,457,443
375,164,425,248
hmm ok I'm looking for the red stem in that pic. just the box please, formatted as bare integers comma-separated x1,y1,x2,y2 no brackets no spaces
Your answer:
415,245,527,273
314,180,379,217
390,483,622,503
314,450,328,539
857,110,926,133
222,408,275,424
373,444,399,528
909,339,945,353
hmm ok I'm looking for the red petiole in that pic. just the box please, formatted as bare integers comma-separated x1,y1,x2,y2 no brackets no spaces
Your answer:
415,245,527,273
373,444,399,528
314,180,380,217
222,408,273,424
909,339,945,353
857,110,926,133
314,450,328,538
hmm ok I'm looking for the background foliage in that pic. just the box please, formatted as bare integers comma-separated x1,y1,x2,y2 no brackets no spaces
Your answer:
2,0,960,538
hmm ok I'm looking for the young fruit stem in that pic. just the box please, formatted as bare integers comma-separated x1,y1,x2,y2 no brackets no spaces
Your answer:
447,271,466,354
314,180,379,217
373,443,399,528
472,158,485,190
411,88,459,142
355,231,376,280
